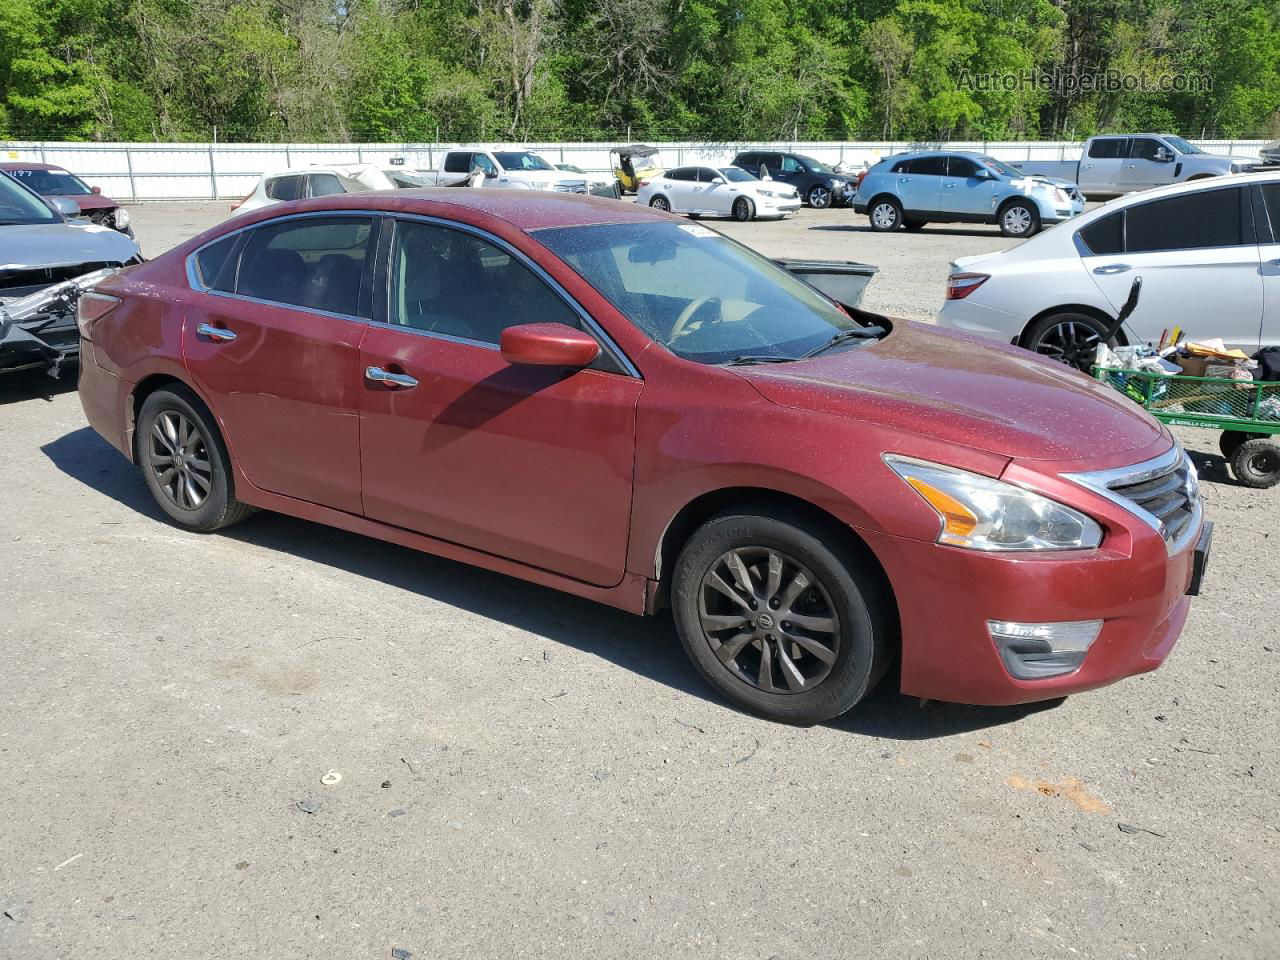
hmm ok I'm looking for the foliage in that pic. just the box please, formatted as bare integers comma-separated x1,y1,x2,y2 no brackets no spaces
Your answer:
0,0,1275,141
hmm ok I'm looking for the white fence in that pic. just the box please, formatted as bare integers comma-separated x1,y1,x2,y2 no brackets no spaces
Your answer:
1,139,1270,202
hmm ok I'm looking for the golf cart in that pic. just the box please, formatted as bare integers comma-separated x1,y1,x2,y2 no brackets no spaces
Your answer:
610,144,663,195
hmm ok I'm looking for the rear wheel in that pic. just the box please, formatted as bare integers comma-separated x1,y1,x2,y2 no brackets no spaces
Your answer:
869,198,902,231
1219,430,1263,461
732,197,753,222
649,195,670,212
999,200,1040,237
137,386,254,532
671,511,891,724
1230,438,1280,488
1023,311,1114,370
807,185,833,209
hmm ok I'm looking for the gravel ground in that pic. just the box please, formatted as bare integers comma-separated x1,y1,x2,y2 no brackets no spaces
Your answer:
1,201,1277,959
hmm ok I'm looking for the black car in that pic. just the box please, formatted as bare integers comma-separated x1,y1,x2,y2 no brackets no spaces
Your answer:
730,151,856,209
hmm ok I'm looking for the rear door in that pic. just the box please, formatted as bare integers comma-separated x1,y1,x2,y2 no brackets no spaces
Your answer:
1082,186,1263,350
183,214,376,513
1079,138,1127,193
1257,181,1280,348
941,155,995,217
661,167,698,211
897,156,945,214
358,217,643,586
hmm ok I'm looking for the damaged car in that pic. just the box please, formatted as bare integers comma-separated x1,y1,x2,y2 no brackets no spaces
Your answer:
1,170,140,375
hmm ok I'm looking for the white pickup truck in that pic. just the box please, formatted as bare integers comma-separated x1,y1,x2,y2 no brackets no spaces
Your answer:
423,149,589,193
1015,133,1260,198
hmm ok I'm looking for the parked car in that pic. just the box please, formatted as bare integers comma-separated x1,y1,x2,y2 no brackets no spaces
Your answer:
0,170,139,374
554,163,622,199
936,172,1280,365
639,166,800,220
0,162,133,236
1261,139,1280,167
1015,134,1259,197
232,164,397,214
78,190,1208,723
610,144,663,194
421,150,588,193
855,151,1084,237
729,151,858,209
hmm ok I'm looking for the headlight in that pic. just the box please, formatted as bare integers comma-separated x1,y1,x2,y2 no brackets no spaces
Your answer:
827,178,841,188
113,206,129,228
1052,188,1070,205
885,455,1103,552
1229,162,1250,173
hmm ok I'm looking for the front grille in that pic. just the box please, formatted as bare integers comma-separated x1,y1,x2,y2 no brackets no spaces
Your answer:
0,261,119,296
1065,446,1201,554
553,180,588,194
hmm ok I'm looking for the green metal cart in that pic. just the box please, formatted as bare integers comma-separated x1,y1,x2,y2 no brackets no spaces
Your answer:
1092,366,1280,489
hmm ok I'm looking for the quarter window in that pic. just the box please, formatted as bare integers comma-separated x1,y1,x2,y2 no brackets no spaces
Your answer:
194,234,240,292
1087,138,1127,159
1078,212,1123,256
265,175,304,201
389,220,581,346
236,216,374,316
1126,188,1243,252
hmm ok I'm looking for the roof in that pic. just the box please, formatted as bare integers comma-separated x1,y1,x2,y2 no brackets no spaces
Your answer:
0,162,66,172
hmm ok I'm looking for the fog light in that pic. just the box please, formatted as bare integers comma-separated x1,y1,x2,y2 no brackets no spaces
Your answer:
987,620,1103,680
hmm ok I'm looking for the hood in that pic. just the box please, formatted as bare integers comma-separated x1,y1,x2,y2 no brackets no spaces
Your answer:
515,170,586,184
62,193,117,212
734,321,1165,462
0,222,139,271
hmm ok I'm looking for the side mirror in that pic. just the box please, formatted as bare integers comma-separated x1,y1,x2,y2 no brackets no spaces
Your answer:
1154,148,1173,162
711,176,725,185
501,323,600,368
91,185,102,195
49,195,80,217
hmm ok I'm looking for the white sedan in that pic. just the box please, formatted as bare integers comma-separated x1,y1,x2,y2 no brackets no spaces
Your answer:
231,164,397,214
639,165,800,221
936,171,1280,366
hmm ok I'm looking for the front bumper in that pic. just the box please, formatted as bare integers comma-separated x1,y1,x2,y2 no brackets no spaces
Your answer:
0,299,79,375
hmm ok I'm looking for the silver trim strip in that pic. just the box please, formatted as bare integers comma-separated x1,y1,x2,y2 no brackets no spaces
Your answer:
1063,444,1203,556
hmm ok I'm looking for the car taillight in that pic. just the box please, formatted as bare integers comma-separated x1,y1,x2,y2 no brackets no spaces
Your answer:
230,193,251,211
945,273,989,300
638,179,650,187
76,291,121,339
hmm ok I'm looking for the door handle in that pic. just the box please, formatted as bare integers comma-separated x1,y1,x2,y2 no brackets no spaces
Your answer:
1268,258,1280,266
945,183,956,188
365,366,418,389
196,322,236,342
900,177,912,183
1126,163,1137,169
1093,264,1132,275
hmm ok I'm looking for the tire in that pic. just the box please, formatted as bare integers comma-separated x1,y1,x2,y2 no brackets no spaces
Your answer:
671,510,892,725
807,185,833,209
136,385,254,532
903,219,926,231
732,197,753,222
649,195,670,212
1229,438,1280,489
999,200,1040,238
1023,311,1115,370
868,197,902,232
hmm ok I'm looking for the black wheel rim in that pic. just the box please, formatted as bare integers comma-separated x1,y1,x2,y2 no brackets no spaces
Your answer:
697,547,840,694
148,410,213,510
810,187,830,208
1035,320,1102,370
734,199,749,220
652,197,668,210
1248,450,1280,476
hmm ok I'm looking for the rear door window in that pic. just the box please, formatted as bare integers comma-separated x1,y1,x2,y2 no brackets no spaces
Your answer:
1087,138,1127,159
443,152,472,174
306,173,346,198
666,167,696,181
1259,182,1280,232
236,216,374,316
909,156,948,177
1125,188,1244,253
265,175,304,201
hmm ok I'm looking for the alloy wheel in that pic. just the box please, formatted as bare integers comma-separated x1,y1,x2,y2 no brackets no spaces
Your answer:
650,196,670,211
697,546,840,694
871,203,898,229
148,410,213,510
1035,320,1102,370
1002,205,1032,235
808,186,831,209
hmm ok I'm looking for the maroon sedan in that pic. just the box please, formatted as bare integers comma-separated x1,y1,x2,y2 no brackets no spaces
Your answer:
76,191,1209,723
1,162,132,236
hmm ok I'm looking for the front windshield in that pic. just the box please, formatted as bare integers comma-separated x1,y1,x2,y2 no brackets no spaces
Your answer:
6,167,94,196
720,167,756,182
1163,136,1201,155
980,156,1014,176
536,221,862,365
797,155,832,173
0,173,59,224
493,152,554,172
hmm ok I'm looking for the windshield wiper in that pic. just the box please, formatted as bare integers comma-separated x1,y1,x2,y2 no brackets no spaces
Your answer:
725,355,798,366
800,327,886,358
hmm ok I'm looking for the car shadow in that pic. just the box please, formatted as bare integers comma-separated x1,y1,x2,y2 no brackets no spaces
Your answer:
43,425,1059,740
0,368,78,406
809,224,1006,239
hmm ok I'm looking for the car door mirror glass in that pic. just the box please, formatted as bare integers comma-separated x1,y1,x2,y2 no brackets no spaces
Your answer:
501,322,600,368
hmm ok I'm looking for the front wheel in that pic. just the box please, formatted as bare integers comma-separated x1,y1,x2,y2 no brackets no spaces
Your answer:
1023,311,1114,370
649,195,670,212
732,197,753,222
999,201,1040,237
807,185,832,209
136,386,254,532
671,511,891,724
869,198,902,231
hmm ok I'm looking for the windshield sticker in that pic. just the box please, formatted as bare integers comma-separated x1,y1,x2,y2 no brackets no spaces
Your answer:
678,224,715,238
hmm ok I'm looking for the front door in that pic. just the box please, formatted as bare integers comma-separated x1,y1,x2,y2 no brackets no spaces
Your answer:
1117,137,1176,191
941,155,996,218
358,217,643,587
1084,186,1263,351
182,214,375,514
697,167,733,214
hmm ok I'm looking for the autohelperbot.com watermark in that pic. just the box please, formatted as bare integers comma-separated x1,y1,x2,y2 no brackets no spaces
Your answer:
957,69,1213,95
